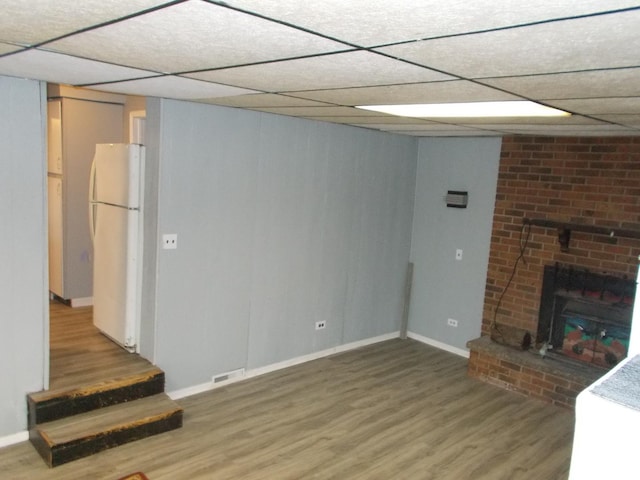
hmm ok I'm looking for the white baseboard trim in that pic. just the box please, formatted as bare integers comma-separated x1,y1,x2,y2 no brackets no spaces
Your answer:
169,331,470,400
168,381,221,400
70,297,93,308
0,431,29,449
407,332,470,358
168,331,400,400
246,331,400,380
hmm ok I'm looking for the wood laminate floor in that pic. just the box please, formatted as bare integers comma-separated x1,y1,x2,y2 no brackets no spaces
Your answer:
48,300,157,391
1,306,576,479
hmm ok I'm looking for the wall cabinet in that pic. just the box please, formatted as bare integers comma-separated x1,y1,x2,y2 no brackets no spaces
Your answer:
47,96,123,303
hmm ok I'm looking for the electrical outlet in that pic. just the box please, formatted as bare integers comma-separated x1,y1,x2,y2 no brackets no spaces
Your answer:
315,321,326,330
162,233,178,250
455,249,463,261
447,318,459,328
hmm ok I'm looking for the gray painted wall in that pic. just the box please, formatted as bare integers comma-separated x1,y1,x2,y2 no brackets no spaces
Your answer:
139,98,161,362
0,76,47,436
152,99,417,390
408,137,501,352
0,80,502,438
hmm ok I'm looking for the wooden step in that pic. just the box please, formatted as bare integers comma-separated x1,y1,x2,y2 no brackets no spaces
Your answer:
30,393,183,467
27,367,165,427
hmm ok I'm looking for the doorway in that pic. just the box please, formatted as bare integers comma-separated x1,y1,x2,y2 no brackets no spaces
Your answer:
45,84,148,389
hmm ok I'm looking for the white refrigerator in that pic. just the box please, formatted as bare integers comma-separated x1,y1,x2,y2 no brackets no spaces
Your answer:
89,143,145,352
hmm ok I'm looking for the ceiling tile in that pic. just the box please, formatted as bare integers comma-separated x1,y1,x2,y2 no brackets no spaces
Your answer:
0,43,24,55
590,114,640,127
396,131,503,137
497,124,638,135
1,1,638,137
481,68,640,100
247,106,382,117
87,75,258,99
285,80,521,106
0,49,156,85
223,0,640,46
377,10,640,78
454,115,603,125
365,123,482,132
202,94,331,108
187,51,452,92
0,0,169,45
544,98,640,115
45,0,348,74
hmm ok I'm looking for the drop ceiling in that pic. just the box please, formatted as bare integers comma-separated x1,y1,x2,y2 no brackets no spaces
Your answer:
1,0,639,137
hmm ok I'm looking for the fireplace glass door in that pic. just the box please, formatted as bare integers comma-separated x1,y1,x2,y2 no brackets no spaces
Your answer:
537,264,635,370
560,299,630,368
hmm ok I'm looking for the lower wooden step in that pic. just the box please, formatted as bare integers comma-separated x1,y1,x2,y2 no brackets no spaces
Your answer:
27,367,165,427
30,393,183,467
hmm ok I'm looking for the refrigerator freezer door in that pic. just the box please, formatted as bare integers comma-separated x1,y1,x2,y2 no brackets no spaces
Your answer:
92,144,141,208
93,202,140,350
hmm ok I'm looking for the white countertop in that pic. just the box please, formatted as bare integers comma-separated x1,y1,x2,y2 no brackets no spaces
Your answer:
569,354,640,479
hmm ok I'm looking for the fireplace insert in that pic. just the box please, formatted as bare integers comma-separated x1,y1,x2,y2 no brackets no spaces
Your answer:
537,264,636,368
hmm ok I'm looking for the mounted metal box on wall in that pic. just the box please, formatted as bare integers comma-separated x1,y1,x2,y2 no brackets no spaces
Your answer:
445,190,468,208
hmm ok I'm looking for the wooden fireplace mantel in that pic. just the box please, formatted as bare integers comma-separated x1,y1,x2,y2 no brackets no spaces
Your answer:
523,218,640,251
523,218,640,240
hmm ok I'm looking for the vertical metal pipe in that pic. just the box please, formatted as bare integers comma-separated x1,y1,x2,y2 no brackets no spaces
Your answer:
400,262,414,340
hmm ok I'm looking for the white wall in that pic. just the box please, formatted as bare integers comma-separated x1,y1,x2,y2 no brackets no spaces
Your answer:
408,137,501,353
0,76,47,437
151,99,417,391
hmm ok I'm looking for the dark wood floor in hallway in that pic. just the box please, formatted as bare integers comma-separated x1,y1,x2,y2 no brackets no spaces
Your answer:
48,300,156,391
1,316,575,479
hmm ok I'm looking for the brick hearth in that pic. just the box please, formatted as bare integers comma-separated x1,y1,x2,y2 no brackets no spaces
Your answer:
467,337,601,409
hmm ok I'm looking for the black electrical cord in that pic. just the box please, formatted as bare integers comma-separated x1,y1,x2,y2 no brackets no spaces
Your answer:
490,222,532,340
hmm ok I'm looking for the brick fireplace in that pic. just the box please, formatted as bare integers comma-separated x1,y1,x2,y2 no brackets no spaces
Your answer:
467,136,640,408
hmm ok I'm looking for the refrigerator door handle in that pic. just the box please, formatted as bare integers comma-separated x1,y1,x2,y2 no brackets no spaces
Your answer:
89,157,97,244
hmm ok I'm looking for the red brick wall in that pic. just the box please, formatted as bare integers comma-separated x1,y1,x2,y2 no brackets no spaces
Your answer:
482,136,640,339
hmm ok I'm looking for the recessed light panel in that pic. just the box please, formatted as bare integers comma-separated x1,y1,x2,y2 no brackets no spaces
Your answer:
357,101,571,118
